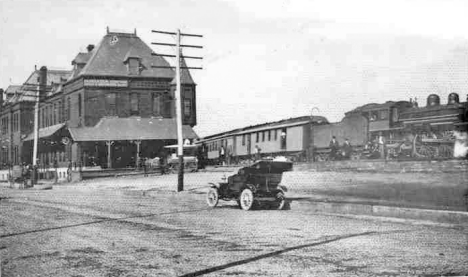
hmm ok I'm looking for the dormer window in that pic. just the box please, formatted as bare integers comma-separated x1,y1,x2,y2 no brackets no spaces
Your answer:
123,47,145,75
126,58,140,75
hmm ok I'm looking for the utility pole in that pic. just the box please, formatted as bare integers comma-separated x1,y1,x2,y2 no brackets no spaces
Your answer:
32,66,46,184
32,81,39,167
151,29,203,192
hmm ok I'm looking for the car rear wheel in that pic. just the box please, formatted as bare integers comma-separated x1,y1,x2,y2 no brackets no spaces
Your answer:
239,188,255,211
206,188,219,207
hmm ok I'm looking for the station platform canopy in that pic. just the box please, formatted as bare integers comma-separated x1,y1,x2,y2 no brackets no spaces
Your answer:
69,117,198,142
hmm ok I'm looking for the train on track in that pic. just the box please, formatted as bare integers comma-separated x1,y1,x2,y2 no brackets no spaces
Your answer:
197,93,468,164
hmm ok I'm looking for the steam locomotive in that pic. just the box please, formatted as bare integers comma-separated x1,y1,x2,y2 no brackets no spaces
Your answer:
311,93,467,160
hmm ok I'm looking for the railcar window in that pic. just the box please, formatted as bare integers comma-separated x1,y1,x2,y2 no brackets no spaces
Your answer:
256,132,259,143
268,130,271,141
242,134,245,146
274,130,278,140
392,107,399,122
370,111,378,121
262,131,265,142
379,110,389,120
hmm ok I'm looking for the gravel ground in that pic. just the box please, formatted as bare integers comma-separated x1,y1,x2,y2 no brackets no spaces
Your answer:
1,174,467,276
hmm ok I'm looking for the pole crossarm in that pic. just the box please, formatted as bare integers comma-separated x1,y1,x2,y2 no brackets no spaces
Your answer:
151,42,203,49
151,53,203,60
151,66,203,70
152,30,203,38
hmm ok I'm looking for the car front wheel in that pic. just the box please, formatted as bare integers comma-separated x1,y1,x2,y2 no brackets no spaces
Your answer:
239,188,255,211
206,188,219,207
275,191,286,210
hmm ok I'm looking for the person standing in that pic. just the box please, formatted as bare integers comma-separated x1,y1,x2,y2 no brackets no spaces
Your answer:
378,132,386,159
342,138,352,159
254,145,261,161
219,145,225,166
329,136,340,160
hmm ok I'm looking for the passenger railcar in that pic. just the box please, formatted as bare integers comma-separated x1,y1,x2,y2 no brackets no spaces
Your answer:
198,116,328,165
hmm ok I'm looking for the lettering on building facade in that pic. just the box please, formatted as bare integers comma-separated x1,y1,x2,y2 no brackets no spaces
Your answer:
84,79,128,87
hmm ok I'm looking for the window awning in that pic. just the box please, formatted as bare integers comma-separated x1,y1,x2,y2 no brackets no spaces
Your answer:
23,123,66,141
68,117,198,142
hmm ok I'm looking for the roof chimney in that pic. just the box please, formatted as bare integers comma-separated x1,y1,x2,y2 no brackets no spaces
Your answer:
39,66,47,97
0,88,4,111
86,44,95,52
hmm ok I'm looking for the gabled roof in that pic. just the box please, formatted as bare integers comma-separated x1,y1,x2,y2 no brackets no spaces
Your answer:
23,69,71,87
170,52,196,85
5,85,22,95
69,117,198,141
78,32,174,79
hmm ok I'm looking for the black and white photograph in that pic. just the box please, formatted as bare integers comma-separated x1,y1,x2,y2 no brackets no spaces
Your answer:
0,0,467,276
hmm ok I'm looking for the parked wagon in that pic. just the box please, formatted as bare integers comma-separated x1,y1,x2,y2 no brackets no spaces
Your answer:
163,144,199,173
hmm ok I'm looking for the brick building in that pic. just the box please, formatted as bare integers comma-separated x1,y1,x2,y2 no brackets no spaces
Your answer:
0,68,71,168
1,28,198,169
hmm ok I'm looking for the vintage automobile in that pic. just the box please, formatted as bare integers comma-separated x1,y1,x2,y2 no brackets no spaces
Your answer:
206,158,293,210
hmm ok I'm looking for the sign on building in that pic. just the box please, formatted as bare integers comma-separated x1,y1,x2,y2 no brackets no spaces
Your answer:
84,79,128,87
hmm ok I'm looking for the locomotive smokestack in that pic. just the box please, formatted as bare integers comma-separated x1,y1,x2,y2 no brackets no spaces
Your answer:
427,94,440,107
448,93,460,105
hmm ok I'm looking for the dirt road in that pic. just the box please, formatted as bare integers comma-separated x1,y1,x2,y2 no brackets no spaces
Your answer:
1,184,467,276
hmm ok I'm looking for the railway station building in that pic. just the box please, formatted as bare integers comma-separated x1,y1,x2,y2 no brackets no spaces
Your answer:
0,28,198,171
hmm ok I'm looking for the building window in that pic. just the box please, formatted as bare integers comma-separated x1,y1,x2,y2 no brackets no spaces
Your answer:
162,93,172,117
242,134,245,146
12,113,19,133
268,130,271,141
49,105,53,126
130,93,139,115
13,146,18,165
274,129,278,140
58,100,62,122
78,94,82,118
262,131,265,142
53,103,57,125
106,93,116,116
256,132,259,143
1,117,8,134
39,109,43,128
45,106,49,127
152,94,161,116
183,99,191,117
67,97,71,120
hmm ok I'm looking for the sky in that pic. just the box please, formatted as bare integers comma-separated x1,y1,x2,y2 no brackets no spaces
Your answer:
2,0,468,137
